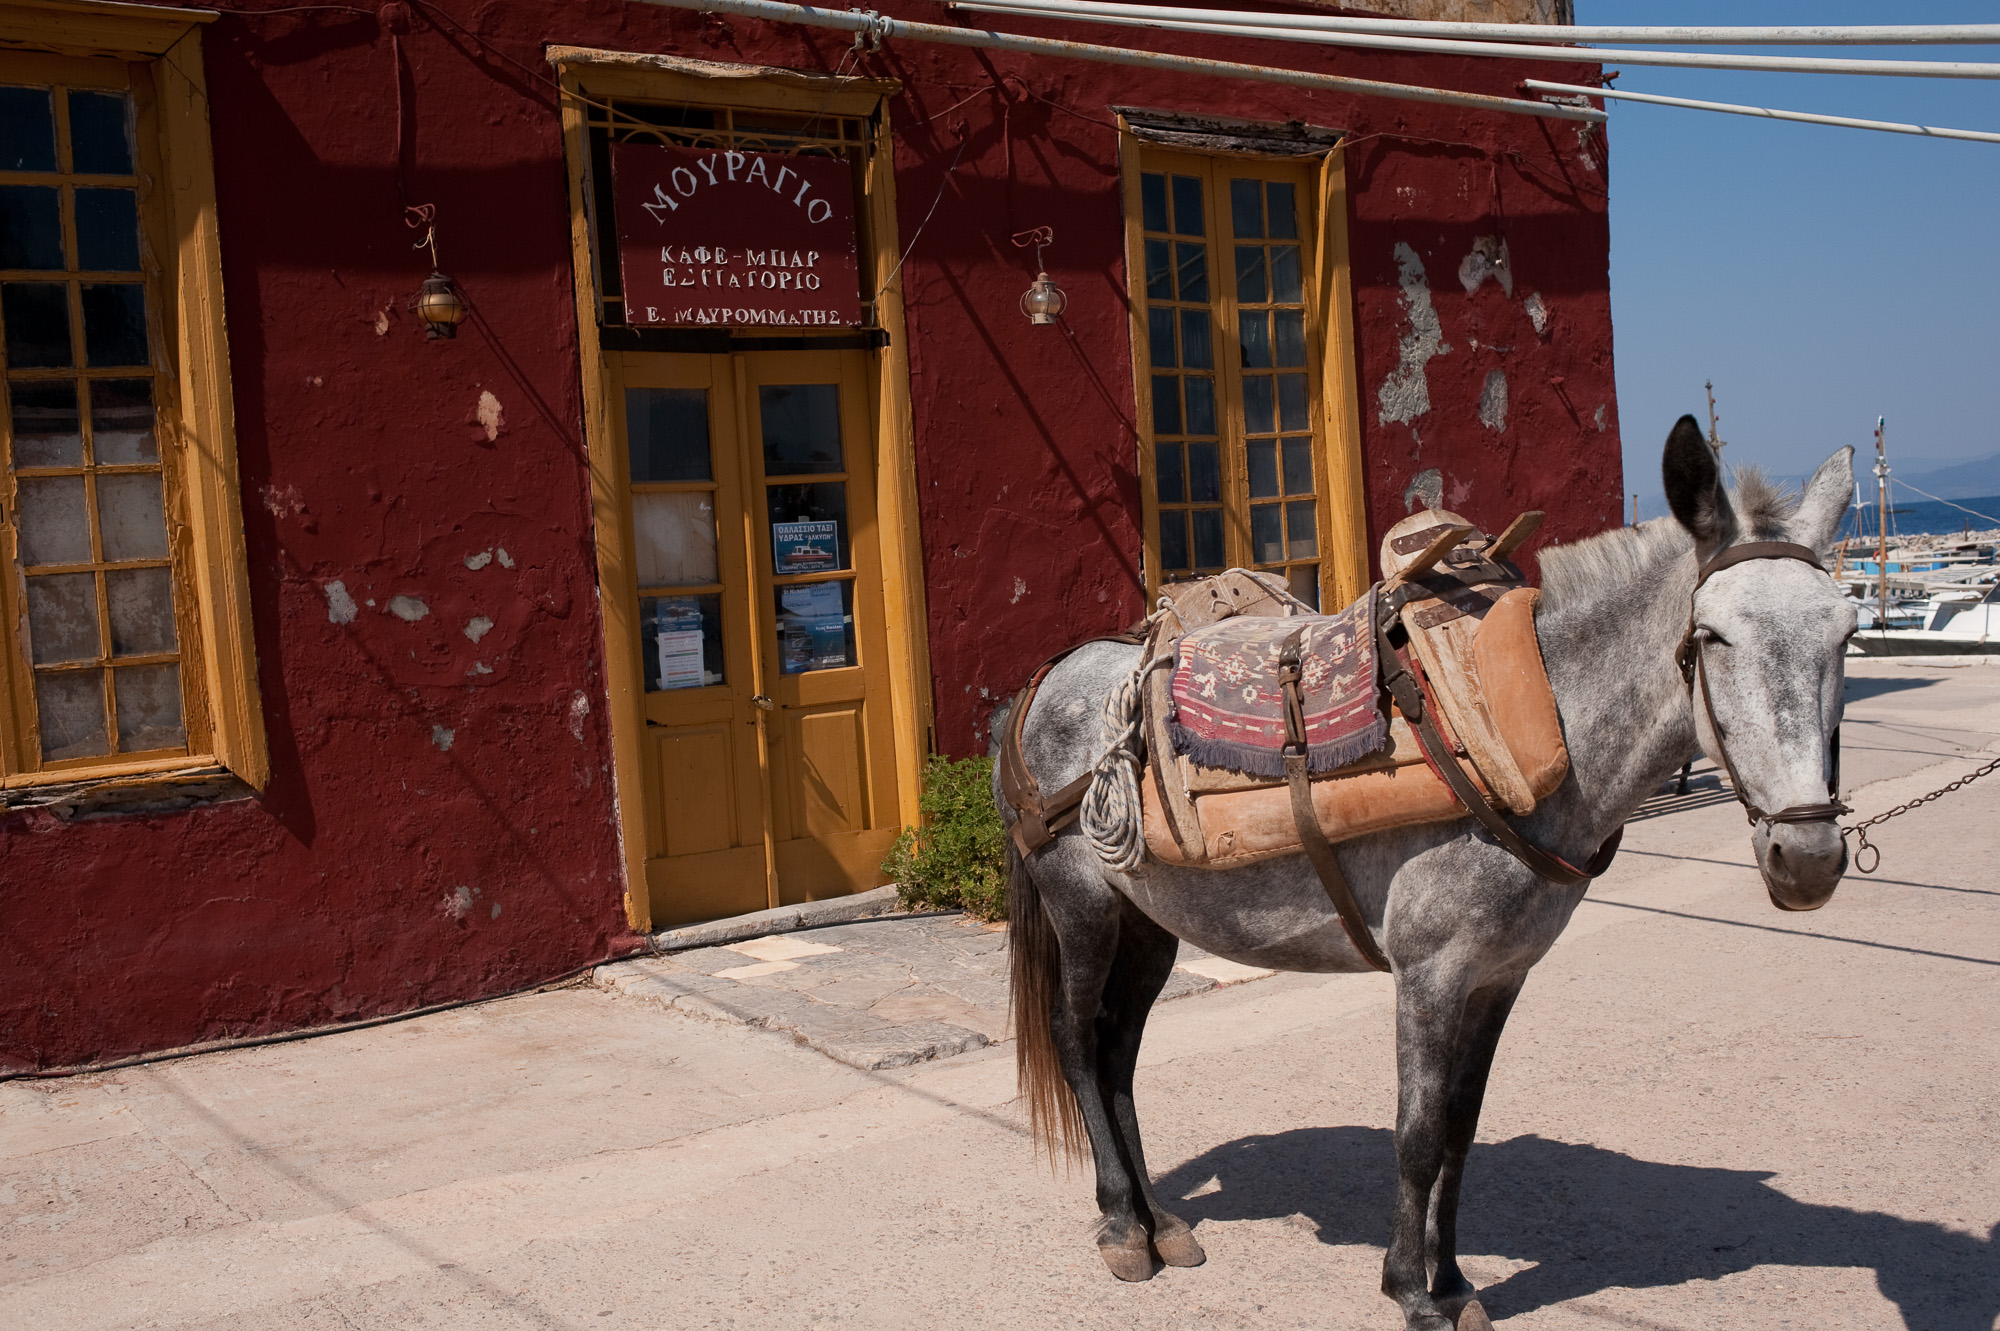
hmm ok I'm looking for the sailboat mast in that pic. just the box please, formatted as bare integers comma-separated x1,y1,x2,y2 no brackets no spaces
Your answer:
1875,417,1890,632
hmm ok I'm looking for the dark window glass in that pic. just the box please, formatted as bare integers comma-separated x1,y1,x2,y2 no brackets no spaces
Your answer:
121,664,187,755
1251,503,1282,563
1282,437,1314,495
1140,172,1168,232
26,572,100,663
1183,376,1216,436
1170,174,1203,236
1179,310,1212,369
1150,375,1180,435
766,481,850,570
68,90,132,175
1288,563,1319,610
1155,442,1184,503
1159,509,1190,572
75,188,140,271
1173,242,1207,303
1271,245,1303,304
1188,441,1220,503
1278,373,1310,431
9,379,81,466
1144,239,1171,300
1267,182,1298,239
81,282,147,366
642,592,725,690
2,281,72,367
1287,500,1319,559
760,384,843,475
1191,508,1224,569
1229,178,1263,239
1147,306,1175,368
1242,375,1274,435
36,670,108,760
90,377,156,462
1275,310,1307,367
1240,311,1272,369
1248,440,1278,499
775,578,855,675
1235,246,1266,304
0,86,56,172
0,185,62,269
107,566,177,655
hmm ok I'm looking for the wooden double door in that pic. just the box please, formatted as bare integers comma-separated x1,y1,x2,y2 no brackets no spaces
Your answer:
614,348,901,926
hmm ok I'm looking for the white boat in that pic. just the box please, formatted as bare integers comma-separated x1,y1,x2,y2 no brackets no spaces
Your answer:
1849,583,2000,655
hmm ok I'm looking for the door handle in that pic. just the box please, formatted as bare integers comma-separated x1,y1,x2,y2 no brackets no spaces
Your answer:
751,694,776,712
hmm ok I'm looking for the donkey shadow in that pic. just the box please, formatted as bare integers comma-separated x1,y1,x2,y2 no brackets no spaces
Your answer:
1157,1128,1998,1330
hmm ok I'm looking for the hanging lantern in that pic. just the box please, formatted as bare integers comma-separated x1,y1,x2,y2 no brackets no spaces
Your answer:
413,270,468,339
1020,270,1067,326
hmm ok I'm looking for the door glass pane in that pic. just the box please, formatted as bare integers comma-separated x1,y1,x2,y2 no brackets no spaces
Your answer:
17,474,91,565
81,283,147,366
0,86,57,172
1183,376,1216,436
1248,440,1278,499
1179,311,1212,369
1270,246,1303,303
1143,239,1171,300
36,670,108,760
97,471,168,560
1282,437,1314,495
633,491,717,587
1287,500,1319,559
68,90,133,175
75,188,141,272
3,282,72,367
114,662,184,751
25,572,100,663
626,388,711,482
1235,246,1266,304
1229,178,1263,239
642,592,724,690
1150,376,1180,435
1191,509,1224,570
1267,182,1298,239
1140,172,1167,231
776,579,854,674
107,565,177,654
760,384,842,475
768,481,849,572
10,379,82,466
89,378,156,462
1288,563,1319,610
1159,510,1190,573
1147,307,1174,368
1174,243,1207,303
1278,372,1310,429
1275,311,1307,367
1187,442,1220,503
1250,503,1281,563
0,185,62,269
1242,376,1273,435
1170,175,1204,236
1240,311,1272,368
1155,443,1184,503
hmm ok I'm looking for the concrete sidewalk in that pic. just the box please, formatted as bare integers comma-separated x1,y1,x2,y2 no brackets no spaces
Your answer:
4,657,1997,1330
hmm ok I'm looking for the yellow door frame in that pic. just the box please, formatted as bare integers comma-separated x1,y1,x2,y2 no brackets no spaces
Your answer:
554,49,932,933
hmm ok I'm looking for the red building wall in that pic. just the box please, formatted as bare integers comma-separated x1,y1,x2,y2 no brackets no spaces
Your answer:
0,1,1618,1070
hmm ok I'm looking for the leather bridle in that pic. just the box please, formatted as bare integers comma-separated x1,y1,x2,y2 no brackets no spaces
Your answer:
1675,541,1850,828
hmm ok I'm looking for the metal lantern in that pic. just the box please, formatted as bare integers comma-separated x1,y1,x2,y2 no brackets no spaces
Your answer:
414,270,468,339
1020,270,1067,325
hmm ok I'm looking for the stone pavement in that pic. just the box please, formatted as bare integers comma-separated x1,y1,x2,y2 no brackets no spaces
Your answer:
596,912,1270,1070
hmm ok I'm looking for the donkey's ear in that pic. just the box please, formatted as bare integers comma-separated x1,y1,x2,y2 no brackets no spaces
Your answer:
1662,414,1734,547
1793,446,1854,550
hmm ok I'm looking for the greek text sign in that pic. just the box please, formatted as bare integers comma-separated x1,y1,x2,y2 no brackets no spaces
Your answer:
611,142,863,329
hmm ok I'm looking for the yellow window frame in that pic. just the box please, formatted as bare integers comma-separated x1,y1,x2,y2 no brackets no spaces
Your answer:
0,1,267,791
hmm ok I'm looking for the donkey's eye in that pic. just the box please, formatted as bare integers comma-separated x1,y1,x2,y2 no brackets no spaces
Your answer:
1697,627,1729,648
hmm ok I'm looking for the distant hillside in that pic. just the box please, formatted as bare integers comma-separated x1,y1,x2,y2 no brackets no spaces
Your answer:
1898,453,2000,500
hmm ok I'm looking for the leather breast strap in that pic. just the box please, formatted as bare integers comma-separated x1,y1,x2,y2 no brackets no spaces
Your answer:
1676,541,1849,828
998,632,1146,858
1276,637,1393,972
1377,612,1622,887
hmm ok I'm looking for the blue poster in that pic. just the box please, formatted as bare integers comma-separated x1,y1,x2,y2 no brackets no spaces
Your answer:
773,520,839,575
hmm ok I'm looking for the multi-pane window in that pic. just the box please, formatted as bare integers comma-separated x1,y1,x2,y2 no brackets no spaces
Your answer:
1133,151,1328,609
1,70,191,766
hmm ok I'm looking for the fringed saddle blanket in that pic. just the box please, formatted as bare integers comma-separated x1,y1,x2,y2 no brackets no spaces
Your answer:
1167,591,1384,779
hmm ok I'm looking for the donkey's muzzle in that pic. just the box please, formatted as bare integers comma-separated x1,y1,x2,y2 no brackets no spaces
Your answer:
1754,819,1846,910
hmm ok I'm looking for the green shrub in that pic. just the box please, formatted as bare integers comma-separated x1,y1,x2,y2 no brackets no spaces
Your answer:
881,754,1008,920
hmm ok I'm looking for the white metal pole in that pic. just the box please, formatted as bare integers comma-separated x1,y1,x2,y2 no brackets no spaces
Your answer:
622,0,1605,122
966,14,2000,47
951,0,2000,79
1524,79,2000,145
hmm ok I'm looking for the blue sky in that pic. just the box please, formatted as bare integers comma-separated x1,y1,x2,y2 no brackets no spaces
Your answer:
1577,2,2000,515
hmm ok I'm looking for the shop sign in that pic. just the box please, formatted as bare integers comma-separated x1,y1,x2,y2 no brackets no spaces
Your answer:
611,142,863,329
772,519,840,575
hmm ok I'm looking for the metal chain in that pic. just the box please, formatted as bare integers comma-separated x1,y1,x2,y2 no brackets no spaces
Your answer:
1842,753,2000,874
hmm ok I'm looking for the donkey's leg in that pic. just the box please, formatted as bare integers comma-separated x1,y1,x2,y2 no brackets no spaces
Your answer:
1381,964,1477,1330
1043,881,1159,1281
1422,979,1525,1330
1097,903,1205,1268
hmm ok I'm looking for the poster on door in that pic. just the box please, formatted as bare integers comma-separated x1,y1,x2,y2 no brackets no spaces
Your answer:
772,520,840,575
611,141,864,329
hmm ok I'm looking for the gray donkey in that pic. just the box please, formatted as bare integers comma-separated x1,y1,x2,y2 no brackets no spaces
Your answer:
997,418,1857,1329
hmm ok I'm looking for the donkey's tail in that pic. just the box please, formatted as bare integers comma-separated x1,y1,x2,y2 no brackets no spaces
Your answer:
1008,837,1084,1165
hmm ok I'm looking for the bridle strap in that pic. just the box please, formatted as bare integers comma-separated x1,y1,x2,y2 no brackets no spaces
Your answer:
1680,541,1849,827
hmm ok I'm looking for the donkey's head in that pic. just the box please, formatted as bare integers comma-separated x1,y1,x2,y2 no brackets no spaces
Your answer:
1664,416,1856,911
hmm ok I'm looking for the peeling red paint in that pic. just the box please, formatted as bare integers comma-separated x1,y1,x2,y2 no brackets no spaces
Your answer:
0,1,1618,1070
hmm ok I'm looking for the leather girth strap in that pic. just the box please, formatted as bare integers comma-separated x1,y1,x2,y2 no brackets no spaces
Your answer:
1377,611,1622,888
1276,639,1393,971
998,632,1146,858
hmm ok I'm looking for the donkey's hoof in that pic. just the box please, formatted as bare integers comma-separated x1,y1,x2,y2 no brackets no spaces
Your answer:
1098,1238,1156,1282
1150,1214,1206,1268
1453,1299,1494,1331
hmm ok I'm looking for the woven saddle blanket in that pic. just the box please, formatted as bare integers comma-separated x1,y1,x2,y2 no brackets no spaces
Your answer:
1167,590,1384,779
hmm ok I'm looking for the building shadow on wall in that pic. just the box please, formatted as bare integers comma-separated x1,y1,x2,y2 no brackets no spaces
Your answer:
1155,1127,1997,1331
